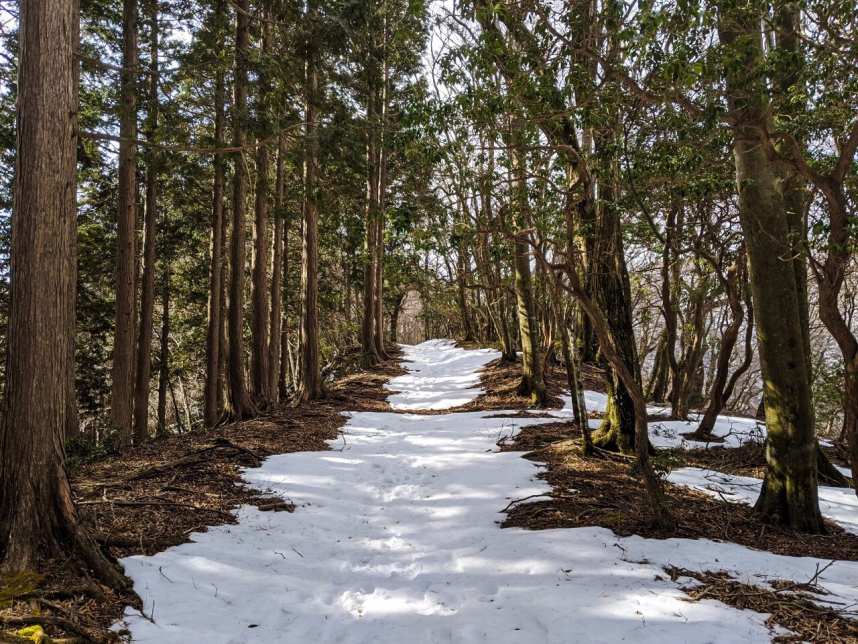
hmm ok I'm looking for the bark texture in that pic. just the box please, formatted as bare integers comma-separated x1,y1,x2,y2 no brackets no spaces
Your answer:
203,0,227,428
0,0,128,588
225,0,258,418
296,0,326,401
111,0,139,446
719,0,823,532
132,1,160,444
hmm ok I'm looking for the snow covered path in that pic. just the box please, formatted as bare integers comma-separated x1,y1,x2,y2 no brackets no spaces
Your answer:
120,340,858,643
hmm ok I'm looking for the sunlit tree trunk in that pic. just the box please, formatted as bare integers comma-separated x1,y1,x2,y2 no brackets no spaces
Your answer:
509,128,548,407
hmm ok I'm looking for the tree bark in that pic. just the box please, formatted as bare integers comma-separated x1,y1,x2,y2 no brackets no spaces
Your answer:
156,264,170,436
132,0,160,444
250,15,272,405
203,0,227,428
374,44,390,358
225,0,258,418
509,130,548,407
555,292,590,451
111,0,140,446
0,0,128,588
296,0,325,402
719,0,823,532
269,132,285,400
693,253,750,438
589,195,642,454
361,21,382,368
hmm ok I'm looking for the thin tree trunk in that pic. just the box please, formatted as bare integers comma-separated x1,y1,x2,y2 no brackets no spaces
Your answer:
509,129,548,407
555,292,590,450
132,0,159,444
693,254,748,438
111,0,139,447
250,15,272,404
374,45,390,357
269,133,285,400
156,264,170,436
204,0,227,428
361,24,381,368
296,0,325,401
645,337,670,403
279,190,291,397
0,0,128,588
225,0,257,418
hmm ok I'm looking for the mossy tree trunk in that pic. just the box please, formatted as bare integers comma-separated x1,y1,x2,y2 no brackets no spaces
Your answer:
589,196,642,454
509,128,548,407
719,0,823,532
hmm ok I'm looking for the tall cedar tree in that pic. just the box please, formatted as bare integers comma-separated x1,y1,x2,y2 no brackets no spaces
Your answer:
0,0,128,588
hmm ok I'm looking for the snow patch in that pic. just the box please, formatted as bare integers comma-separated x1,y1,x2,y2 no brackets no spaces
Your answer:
118,340,858,643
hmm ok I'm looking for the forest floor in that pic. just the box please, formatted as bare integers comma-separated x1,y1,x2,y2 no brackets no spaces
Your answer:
2,341,858,642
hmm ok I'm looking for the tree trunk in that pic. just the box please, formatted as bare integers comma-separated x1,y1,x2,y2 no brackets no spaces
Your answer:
111,0,139,447
132,0,159,444
509,132,548,407
456,236,476,343
0,0,128,589
250,16,272,405
156,264,170,436
296,0,325,401
374,18,390,358
203,0,227,428
719,0,823,532
361,25,382,368
389,292,405,343
269,132,285,400
555,294,590,451
279,185,292,397
589,197,642,455
225,0,258,418
693,255,750,438
645,337,670,403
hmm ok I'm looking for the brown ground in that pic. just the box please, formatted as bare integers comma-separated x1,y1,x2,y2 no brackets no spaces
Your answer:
0,348,406,643
457,356,605,412
500,421,858,560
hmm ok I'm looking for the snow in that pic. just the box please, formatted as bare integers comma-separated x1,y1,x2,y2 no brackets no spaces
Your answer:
555,393,766,449
668,467,858,535
386,340,500,410
118,340,858,643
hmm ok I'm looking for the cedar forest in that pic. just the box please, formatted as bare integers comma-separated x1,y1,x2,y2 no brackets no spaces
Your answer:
1,0,858,641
